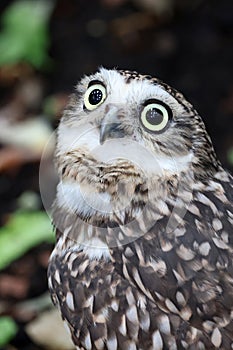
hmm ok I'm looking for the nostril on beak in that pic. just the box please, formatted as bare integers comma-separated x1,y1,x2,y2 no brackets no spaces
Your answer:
99,122,124,145
99,105,125,144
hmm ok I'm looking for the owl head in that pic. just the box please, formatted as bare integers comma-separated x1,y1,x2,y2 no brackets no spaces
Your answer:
54,68,220,229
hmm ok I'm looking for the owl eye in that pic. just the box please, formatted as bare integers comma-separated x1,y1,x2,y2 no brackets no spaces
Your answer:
84,81,107,110
140,99,172,133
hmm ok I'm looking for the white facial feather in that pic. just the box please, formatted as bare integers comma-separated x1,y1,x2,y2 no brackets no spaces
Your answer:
96,68,185,116
57,122,99,154
57,122,193,176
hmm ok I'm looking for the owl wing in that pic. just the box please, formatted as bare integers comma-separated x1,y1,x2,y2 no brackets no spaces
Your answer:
114,172,233,348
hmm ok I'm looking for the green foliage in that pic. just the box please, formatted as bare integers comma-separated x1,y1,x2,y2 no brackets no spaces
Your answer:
0,0,54,69
0,316,18,347
0,211,54,270
228,148,233,166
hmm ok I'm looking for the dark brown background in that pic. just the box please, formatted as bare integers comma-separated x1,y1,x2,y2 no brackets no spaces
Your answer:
0,0,232,349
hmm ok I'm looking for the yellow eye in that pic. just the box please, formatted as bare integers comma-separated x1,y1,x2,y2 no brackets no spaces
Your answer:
84,81,107,110
140,99,172,133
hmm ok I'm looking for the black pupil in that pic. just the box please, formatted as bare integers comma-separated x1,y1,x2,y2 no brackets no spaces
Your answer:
89,89,103,105
146,108,163,125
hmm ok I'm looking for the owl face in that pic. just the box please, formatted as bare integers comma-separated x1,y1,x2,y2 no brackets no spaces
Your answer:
55,68,218,221
58,68,199,165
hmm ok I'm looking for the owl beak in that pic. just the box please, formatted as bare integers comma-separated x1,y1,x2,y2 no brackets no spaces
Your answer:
99,105,125,144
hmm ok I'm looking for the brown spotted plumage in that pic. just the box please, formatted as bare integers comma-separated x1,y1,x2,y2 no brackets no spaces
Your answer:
48,68,233,349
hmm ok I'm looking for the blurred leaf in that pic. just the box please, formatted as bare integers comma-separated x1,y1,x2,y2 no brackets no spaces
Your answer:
0,0,54,69
0,316,18,347
0,211,54,270
17,191,41,211
0,117,55,157
228,148,233,165
26,308,75,350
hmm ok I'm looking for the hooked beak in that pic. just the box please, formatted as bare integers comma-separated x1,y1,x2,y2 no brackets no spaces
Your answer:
99,105,125,145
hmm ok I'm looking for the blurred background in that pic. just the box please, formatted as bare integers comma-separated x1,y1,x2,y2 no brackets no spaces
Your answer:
0,0,232,349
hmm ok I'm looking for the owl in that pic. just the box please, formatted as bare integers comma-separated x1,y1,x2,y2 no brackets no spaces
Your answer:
48,68,233,349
